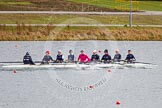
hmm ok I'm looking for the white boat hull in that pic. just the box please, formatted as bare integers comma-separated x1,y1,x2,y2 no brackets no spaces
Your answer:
1,63,157,70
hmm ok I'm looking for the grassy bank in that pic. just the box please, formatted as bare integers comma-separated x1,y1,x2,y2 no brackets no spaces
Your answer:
68,0,162,11
0,0,117,11
0,26,162,41
0,0,162,11
0,1,32,5
0,14,162,25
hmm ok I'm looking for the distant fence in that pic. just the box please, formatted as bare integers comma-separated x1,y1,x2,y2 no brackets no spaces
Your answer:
0,11,162,15
1,24,162,28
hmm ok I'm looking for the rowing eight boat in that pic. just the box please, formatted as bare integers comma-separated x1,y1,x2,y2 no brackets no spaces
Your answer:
1,62,157,69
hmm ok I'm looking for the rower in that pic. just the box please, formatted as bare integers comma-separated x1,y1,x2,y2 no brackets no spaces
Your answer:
101,49,112,63
68,50,74,62
78,50,90,63
42,51,54,64
23,52,35,65
113,49,121,62
56,50,64,63
125,50,136,63
91,50,100,62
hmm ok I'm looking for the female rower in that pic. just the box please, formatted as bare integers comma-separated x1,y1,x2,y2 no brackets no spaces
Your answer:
101,49,112,63
23,52,35,65
91,50,100,62
56,50,64,63
78,50,90,63
125,50,136,63
113,49,121,62
42,51,54,64
68,50,74,62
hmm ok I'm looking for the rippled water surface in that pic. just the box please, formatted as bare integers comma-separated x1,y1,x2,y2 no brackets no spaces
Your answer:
0,41,161,108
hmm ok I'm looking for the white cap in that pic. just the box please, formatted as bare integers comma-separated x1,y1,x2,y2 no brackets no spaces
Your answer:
93,50,97,53
58,50,62,53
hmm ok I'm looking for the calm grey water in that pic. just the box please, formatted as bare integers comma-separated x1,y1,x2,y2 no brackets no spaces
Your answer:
0,41,162,108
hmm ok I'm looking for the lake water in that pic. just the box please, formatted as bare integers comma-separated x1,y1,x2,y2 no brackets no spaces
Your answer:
0,41,162,108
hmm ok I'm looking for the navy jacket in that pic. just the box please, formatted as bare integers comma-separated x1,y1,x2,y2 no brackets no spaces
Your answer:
113,54,121,62
91,54,100,61
125,54,136,61
101,54,112,61
56,55,64,61
23,54,34,65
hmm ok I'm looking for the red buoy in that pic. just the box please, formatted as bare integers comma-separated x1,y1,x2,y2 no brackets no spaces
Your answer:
98,50,101,53
107,69,112,72
13,70,17,74
116,101,121,105
89,85,94,89
15,45,18,48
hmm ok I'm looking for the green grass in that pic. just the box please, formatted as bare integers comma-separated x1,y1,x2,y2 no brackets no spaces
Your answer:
0,14,162,25
68,0,162,11
0,2,32,5
0,0,32,5
0,0,161,11
0,0,114,11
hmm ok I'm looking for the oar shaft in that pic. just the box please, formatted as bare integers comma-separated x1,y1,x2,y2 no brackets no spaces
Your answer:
0,61,23,63
0,60,153,65
0,61,42,64
133,62,152,64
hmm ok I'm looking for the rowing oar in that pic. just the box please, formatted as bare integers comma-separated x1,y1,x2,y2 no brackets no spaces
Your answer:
132,62,154,65
0,61,23,63
119,60,154,65
0,61,42,64
0,60,154,65
0,61,78,64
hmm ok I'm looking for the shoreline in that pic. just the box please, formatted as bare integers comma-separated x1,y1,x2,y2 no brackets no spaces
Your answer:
0,27,162,41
